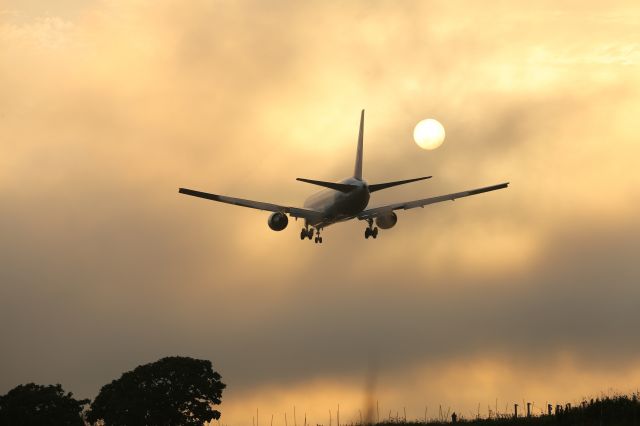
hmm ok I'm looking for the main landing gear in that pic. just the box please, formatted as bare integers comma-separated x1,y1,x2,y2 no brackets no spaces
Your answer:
301,227,323,244
300,227,313,240
364,219,378,239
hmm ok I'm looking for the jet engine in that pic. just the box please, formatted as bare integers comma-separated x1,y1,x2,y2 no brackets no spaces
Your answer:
375,212,397,229
268,212,289,231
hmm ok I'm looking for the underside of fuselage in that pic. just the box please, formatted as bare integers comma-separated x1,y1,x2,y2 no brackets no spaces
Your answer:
302,177,370,228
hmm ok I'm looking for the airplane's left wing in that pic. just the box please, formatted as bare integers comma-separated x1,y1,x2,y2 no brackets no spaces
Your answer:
358,182,509,220
179,188,322,219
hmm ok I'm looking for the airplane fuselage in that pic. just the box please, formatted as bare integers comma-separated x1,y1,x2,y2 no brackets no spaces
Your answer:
303,177,370,227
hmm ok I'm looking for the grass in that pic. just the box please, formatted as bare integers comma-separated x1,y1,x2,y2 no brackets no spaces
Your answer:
365,394,640,426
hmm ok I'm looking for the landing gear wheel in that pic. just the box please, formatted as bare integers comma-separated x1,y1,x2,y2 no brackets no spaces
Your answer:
365,218,375,240
302,228,314,241
319,237,323,244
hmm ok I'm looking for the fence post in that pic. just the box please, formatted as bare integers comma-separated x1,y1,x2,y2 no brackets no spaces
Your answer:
514,404,518,418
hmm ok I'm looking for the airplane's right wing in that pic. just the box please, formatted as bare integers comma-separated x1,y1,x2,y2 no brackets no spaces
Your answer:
178,188,322,220
358,182,509,220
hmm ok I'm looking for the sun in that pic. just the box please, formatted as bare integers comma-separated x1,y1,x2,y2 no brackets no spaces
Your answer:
414,118,446,150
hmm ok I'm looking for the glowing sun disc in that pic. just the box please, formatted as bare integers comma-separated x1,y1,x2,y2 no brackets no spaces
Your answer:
414,118,445,150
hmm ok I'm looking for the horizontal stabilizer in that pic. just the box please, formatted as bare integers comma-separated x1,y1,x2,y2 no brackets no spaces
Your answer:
296,178,359,193
368,176,432,193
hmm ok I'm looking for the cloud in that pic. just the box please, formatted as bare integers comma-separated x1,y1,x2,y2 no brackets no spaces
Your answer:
1,1,640,424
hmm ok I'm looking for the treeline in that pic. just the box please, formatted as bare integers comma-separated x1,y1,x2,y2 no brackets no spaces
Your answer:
2,356,638,426
0,356,225,426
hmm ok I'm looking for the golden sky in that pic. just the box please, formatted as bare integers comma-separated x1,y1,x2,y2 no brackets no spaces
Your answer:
2,1,640,424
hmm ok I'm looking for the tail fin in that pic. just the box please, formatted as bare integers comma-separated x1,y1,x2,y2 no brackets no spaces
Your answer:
354,109,364,180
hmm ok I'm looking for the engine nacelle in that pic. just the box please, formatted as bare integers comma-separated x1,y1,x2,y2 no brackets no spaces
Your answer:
375,212,398,229
268,212,289,231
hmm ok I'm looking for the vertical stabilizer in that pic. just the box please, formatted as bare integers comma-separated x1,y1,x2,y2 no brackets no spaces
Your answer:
354,109,364,180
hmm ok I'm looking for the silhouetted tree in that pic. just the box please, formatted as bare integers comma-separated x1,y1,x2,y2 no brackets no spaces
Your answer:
86,356,225,426
0,383,89,426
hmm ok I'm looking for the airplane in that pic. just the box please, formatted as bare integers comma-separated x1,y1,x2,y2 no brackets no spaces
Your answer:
179,110,508,244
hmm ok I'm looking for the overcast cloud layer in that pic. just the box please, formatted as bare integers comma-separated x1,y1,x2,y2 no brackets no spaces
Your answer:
2,1,640,424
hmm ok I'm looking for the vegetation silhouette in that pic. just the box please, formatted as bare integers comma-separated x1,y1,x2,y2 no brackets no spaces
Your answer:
369,394,639,426
0,383,89,426
86,356,225,426
2,360,638,426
